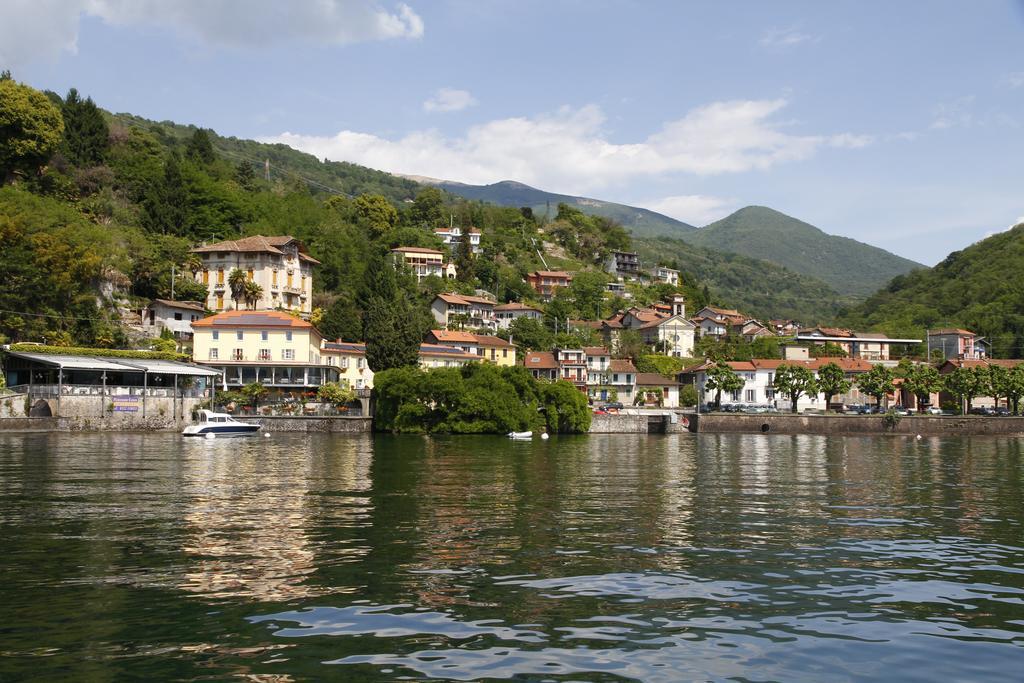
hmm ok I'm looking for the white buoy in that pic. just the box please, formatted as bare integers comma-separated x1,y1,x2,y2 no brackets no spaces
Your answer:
264,432,271,437
916,434,922,440
205,433,215,440
541,433,550,440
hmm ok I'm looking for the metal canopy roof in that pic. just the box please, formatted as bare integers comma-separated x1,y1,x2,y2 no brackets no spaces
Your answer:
7,351,221,376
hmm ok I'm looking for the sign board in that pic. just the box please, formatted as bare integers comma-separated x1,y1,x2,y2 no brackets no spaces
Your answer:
112,395,140,413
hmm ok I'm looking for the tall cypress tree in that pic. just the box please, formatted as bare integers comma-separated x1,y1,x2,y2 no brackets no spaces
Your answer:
61,88,109,166
186,128,215,165
361,248,427,372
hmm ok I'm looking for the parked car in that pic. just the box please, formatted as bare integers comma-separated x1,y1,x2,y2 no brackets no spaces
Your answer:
604,401,624,410
854,404,880,414
925,406,943,415
993,407,1012,416
968,406,996,416
892,407,912,416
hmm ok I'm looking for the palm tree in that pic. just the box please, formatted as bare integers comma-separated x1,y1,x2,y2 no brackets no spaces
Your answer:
244,280,264,310
227,268,248,310
184,253,203,277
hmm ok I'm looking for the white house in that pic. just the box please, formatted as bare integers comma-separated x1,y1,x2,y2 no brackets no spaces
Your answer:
141,299,205,340
431,293,497,329
493,302,544,329
682,357,874,412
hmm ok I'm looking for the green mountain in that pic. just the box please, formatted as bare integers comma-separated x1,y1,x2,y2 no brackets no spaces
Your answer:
839,222,1024,357
633,236,848,323
421,179,698,238
682,206,923,297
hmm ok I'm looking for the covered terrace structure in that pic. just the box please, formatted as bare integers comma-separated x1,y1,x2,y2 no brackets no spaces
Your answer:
3,351,221,418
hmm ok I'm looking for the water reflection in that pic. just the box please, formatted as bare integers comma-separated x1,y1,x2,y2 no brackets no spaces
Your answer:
1,432,1023,681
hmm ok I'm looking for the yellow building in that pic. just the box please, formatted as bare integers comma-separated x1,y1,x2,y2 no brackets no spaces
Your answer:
321,341,374,391
192,310,338,389
391,247,457,282
424,330,517,366
192,236,319,314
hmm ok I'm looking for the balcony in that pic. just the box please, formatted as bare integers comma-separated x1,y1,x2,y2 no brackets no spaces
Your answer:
213,282,226,291
283,285,302,295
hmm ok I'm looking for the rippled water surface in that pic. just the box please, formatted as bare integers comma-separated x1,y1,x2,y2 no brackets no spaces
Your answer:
1,432,1023,681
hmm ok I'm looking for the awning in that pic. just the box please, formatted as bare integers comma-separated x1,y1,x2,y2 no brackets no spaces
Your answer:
5,351,220,376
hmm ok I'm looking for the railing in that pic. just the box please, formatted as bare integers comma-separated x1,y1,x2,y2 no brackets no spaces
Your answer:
221,400,364,418
282,285,303,295
8,384,210,398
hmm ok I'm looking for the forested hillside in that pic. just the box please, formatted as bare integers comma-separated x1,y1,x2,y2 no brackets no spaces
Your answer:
682,206,923,297
838,223,1024,357
1,75,705,349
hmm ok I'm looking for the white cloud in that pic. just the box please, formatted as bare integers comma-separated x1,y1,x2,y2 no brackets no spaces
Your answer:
264,98,869,195
423,88,478,113
759,26,817,49
644,195,736,226
0,0,422,67
931,96,975,130
1001,72,1024,89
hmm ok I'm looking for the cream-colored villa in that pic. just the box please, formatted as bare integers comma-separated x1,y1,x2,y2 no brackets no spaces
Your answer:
192,235,319,314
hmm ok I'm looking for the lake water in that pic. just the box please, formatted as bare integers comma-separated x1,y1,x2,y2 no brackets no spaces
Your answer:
1,432,1023,681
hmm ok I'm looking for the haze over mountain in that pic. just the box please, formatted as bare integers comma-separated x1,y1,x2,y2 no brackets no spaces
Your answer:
408,177,697,238
419,177,924,298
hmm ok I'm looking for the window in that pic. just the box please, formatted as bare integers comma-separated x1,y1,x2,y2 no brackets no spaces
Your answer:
282,349,295,360
217,269,224,284
766,388,775,400
232,349,244,361
212,330,219,340
285,331,292,342
174,312,182,321
357,358,365,370
209,348,218,360
261,331,268,341
258,349,271,361
202,270,209,284
216,295,224,309
613,373,619,383
272,270,278,286
746,390,756,402
247,269,254,281
503,349,508,358
236,331,243,340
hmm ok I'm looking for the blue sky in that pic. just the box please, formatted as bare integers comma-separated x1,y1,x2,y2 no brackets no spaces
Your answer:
4,0,1023,265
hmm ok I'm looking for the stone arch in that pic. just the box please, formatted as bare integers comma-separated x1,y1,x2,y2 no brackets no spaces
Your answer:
29,399,53,417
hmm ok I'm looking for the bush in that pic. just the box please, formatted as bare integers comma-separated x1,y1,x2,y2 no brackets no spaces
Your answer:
317,382,355,405
636,354,687,375
8,343,188,361
680,384,698,407
373,364,589,434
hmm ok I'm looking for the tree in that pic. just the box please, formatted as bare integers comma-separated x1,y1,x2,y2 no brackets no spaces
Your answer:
944,366,987,413
409,187,445,226
1006,364,1024,414
704,361,745,410
354,193,398,236
453,236,475,283
540,380,592,433
228,268,248,310
816,362,851,411
317,382,355,406
568,271,607,320
986,364,1011,410
360,248,426,371
142,153,187,234
319,295,363,342
0,78,64,183
896,360,943,411
60,88,109,167
856,364,895,409
235,161,257,190
244,280,264,309
241,381,268,408
773,364,818,413
506,316,553,351
186,128,215,164
680,384,698,407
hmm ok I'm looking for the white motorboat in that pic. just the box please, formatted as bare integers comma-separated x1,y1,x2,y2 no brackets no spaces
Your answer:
507,431,533,439
183,410,261,437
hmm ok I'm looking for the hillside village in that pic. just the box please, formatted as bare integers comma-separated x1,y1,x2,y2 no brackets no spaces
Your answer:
3,75,1024,427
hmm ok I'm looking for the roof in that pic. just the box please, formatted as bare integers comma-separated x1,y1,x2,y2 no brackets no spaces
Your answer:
699,306,742,317
5,351,220,376
530,270,572,278
929,328,977,336
192,310,313,328
494,302,542,312
940,359,1024,371
524,352,558,369
800,326,853,338
636,373,678,386
472,334,513,348
392,246,444,255
429,330,480,344
610,359,638,372
191,235,320,264
419,344,480,360
322,341,366,355
639,314,695,330
570,320,603,330
150,299,205,312
681,358,874,373
584,346,610,355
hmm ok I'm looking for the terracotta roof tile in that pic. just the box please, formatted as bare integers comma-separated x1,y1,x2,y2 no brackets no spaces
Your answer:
192,310,312,328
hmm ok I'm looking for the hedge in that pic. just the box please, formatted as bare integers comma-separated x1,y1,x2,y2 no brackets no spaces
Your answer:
7,344,189,362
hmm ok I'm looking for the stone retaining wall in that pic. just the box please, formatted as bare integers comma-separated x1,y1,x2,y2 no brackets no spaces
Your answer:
692,413,1024,436
253,416,373,433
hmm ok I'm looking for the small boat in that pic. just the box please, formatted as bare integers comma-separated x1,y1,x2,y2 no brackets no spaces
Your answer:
183,410,261,437
507,431,533,439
